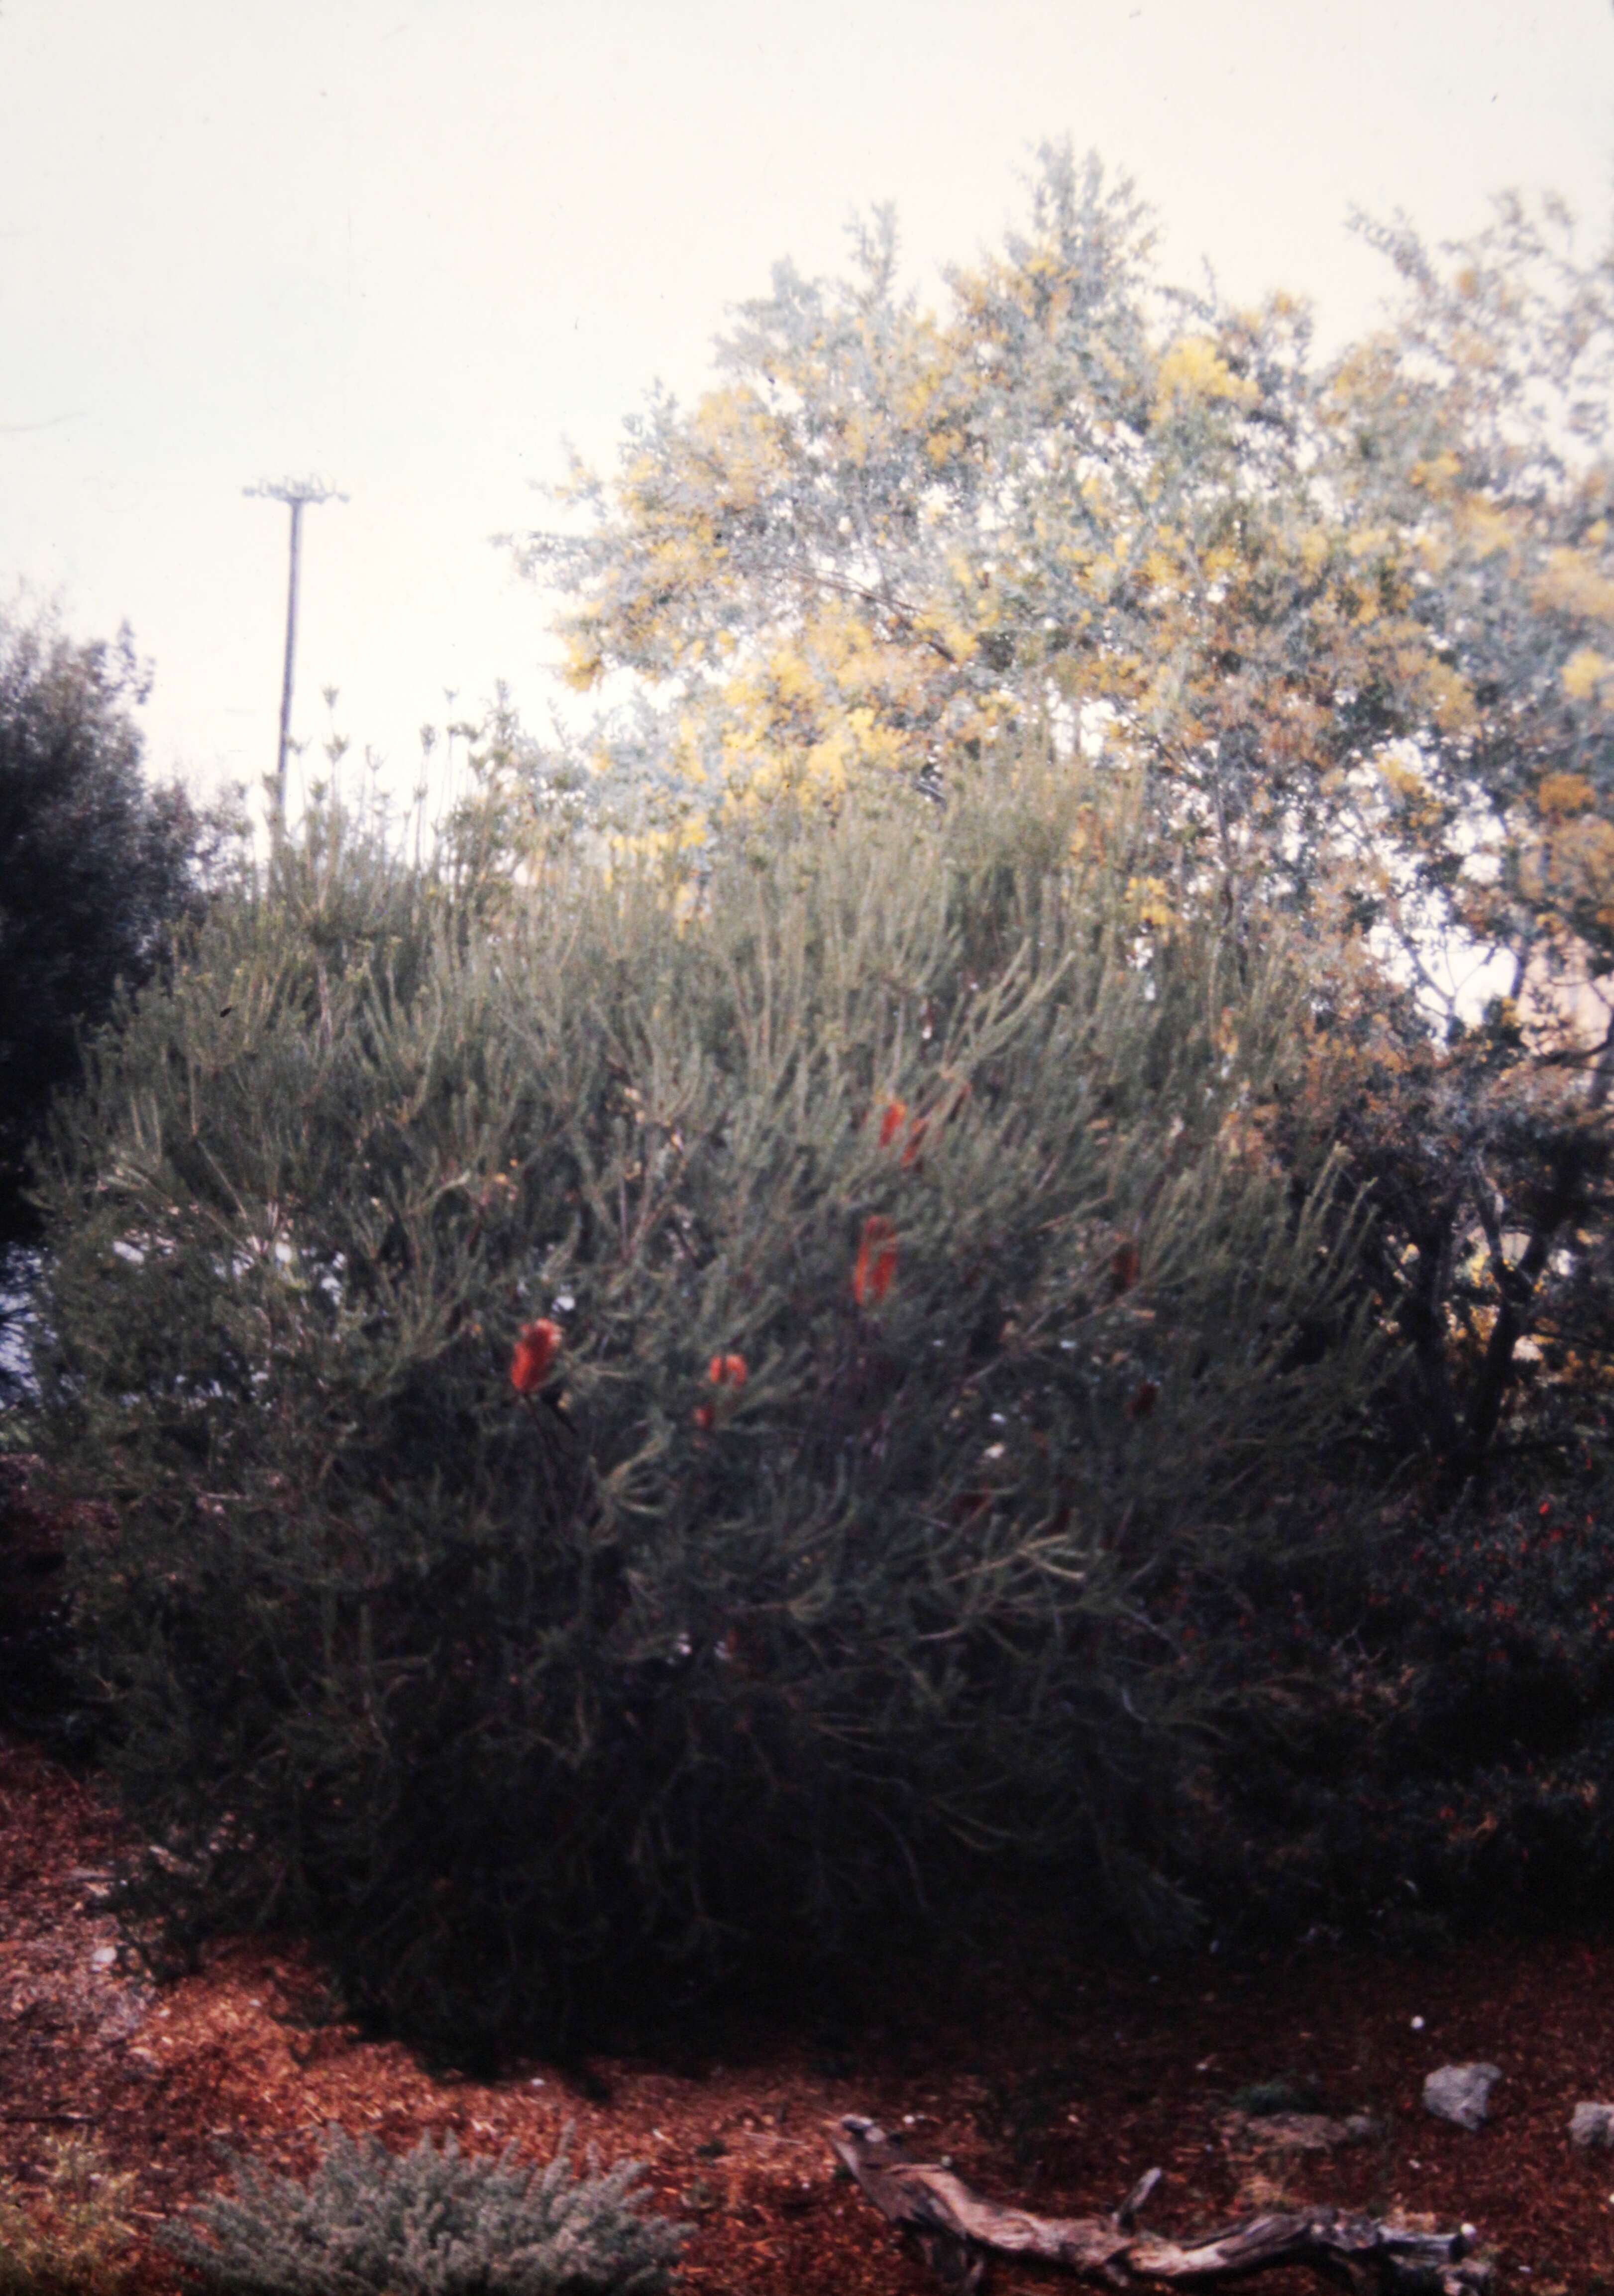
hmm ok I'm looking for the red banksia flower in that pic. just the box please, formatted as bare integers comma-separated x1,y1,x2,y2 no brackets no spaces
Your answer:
692,1403,715,1433
1110,1239,1141,1296
900,1116,928,1169
708,1352,749,1388
510,1318,562,1395
878,1099,908,1148
853,1215,898,1307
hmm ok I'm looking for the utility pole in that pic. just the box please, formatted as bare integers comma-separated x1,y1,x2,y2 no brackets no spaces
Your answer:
244,476,347,845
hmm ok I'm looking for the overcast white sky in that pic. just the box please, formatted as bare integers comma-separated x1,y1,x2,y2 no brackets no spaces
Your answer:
2,0,1612,816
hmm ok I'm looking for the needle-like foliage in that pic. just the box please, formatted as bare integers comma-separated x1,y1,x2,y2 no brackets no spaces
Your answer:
37,763,1384,2047
159,2126,681,2296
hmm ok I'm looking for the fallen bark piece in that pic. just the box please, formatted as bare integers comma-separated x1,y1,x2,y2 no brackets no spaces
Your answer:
828,2115,1490,2296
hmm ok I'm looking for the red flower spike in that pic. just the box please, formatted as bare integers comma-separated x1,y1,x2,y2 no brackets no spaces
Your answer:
879,1100,909,1149
708,1352,749,1389
1110,1239,1141,1296
853,1215,898,1307
900,1117,928,1169
692,1403,715,1433
511,1318,562,1395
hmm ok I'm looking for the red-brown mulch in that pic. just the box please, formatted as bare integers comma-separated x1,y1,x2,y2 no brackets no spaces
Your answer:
6,1731,1614,2293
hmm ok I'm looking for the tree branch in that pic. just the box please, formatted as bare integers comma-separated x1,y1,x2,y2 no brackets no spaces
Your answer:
1462,1149,1582,1468
829,2115,1489,2296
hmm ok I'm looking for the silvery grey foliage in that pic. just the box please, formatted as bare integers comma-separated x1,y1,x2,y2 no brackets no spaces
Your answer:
159,2125,683,2296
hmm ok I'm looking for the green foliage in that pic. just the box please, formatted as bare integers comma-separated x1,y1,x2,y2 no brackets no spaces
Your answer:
522,150,1614,983
1280,955,1614,1487
0,2136,138,2296
1184,1437,1614,1942
160,2126,682,2296
0,1456,78,1741
25,150,1611,2031
0,606,231,1248
36,764,1382,2046
517,148,1614,1486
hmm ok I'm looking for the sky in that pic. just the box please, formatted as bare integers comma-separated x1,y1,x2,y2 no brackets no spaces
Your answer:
2,0,1612,819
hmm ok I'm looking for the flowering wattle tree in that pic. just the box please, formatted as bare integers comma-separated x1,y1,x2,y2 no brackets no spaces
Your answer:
512,145,1614,1484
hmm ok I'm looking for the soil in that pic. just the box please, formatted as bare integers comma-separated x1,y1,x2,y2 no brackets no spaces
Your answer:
5,1730,1614,2295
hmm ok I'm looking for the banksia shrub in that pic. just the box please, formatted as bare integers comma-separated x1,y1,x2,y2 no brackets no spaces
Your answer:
159,2126,681,2296
38,762,1385,2047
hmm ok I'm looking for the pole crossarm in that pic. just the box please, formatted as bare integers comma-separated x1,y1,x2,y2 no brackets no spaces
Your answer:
242,476,350,508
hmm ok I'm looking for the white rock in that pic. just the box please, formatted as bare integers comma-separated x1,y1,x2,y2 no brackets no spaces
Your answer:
1423,2063,1501,2131
1571,2103,1614,2149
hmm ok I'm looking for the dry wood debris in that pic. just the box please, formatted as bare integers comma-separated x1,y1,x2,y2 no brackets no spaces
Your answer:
829,2115,1491,2296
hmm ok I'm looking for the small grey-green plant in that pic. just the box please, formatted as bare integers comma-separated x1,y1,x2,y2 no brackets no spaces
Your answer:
0,2134,138,2296
159,2124,683,2296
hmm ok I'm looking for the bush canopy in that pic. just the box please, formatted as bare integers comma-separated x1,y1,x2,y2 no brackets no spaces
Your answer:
0,607,218,1247
38,770,1380,2047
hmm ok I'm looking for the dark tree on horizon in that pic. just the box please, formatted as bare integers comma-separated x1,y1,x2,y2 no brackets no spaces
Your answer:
0,607,215,1246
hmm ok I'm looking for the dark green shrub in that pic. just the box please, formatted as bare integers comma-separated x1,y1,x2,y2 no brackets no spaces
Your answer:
0,1455,78,1742
1182,1436,1614,1941
159,2126,681,2296
37,764,1385,2047
0,607,228,1249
